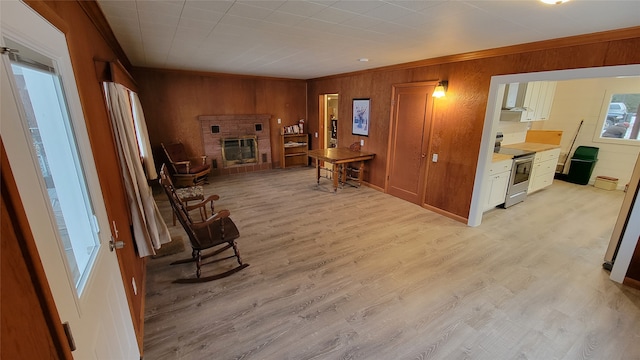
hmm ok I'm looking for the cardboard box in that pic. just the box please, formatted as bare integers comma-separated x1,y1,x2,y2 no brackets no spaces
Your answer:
594,176,618,190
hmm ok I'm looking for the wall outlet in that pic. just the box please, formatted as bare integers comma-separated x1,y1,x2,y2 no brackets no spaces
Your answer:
360,139,364,146
277,118,281,124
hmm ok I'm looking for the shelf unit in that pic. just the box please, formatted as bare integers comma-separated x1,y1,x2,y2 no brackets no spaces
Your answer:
280,133,309,168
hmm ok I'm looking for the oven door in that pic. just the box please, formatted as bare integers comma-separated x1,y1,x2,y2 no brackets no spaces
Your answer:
509,155,534,195
503,154,534,208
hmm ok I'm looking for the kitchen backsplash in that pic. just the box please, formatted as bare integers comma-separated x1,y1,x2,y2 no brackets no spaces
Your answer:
498,121,530,145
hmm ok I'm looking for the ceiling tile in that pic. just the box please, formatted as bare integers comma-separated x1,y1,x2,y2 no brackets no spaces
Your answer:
241,1,288,11
226,2,274,20
275,1,328,17
184,0,233,13
263,11,305,26
362,2,415,21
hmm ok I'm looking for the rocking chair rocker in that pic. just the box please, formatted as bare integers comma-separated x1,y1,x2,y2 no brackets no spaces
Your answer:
159,164,248,283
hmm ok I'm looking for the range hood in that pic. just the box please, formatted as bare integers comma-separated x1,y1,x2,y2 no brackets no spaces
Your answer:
502,82,529,112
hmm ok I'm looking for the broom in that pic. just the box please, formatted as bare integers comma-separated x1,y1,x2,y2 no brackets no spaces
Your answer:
555,119,584,180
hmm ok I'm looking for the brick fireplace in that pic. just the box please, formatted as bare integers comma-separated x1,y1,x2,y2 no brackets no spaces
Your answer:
198,114,272,175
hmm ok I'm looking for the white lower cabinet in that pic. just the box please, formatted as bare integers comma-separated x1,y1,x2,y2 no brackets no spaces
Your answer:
483,159,513,211
528,148,561,193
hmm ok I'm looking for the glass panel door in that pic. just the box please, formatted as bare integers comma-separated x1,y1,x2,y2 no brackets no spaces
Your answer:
4,38,100,294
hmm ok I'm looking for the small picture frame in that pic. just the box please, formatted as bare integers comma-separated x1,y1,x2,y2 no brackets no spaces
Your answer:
352,98,370,136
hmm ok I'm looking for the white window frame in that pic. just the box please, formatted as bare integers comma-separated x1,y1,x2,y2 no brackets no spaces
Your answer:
592,90,640,146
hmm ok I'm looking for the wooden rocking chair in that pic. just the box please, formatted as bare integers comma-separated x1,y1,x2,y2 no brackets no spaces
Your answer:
159,164,248,283
161,142,211,187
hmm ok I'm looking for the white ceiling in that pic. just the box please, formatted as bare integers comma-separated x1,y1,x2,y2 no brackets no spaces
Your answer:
96,0,640,80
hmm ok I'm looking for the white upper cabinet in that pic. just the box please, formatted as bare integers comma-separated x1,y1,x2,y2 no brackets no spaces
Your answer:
500,81,557,122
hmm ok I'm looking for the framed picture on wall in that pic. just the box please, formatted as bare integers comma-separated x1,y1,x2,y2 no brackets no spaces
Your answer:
352,98,370,136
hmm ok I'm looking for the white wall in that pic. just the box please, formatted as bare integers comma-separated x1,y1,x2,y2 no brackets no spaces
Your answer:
532,77,640,188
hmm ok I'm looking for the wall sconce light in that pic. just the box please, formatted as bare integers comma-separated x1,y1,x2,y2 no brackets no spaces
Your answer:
432,81,448,98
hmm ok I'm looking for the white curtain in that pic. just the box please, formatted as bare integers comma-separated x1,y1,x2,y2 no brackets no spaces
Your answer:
130,92,158,180
105,82,170,256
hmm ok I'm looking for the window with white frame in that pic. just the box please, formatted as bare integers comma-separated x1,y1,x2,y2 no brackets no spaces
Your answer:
598,93,640,141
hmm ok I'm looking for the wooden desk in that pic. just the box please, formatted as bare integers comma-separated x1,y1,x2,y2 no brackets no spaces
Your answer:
307,148,375,192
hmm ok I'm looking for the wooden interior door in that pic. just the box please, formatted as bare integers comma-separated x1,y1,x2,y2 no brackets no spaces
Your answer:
386,82,435,204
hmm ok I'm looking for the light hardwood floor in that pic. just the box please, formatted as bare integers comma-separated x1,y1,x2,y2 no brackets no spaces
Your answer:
145,168,640,360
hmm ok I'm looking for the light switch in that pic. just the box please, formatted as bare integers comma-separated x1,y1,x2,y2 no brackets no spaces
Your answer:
360,139,364,146
277,118,281,124
432,153,438,162
315,132,318,138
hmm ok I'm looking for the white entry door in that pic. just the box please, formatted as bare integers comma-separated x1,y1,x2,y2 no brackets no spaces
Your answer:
0,1,139,358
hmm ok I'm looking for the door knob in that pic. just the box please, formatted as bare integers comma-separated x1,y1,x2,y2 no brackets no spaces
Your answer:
109,238,125,251
421,153,426,158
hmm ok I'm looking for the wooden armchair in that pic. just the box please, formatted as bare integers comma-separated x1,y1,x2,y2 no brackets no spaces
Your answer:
161,142,211,187
159,165,248,283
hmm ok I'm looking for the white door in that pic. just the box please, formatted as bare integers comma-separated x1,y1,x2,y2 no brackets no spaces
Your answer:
0,1,139,358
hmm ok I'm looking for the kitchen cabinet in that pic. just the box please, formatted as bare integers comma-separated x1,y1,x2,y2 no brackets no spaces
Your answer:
483,159,513,211
528,148,561,193
536,81,557,121
500,81,557,122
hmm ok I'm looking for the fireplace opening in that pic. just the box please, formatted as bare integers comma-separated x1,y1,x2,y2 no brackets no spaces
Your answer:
222,136,258,167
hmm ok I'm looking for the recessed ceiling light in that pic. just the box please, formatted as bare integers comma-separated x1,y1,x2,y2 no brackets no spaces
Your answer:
540,0,570,4
358,58,369,62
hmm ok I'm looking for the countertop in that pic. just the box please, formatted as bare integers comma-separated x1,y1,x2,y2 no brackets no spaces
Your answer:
492,153,513,162
492,142,561,162
501,142,561,152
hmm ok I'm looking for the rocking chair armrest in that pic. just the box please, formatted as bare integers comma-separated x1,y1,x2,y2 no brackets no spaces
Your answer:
186,194,219,210
186,195,220,221
197,194,220,206
190,209,231,229
172,160,191,173
186,194,220,220
187,156,207,164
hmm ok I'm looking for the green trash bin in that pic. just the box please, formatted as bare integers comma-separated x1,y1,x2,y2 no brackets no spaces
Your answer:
566,146,599,185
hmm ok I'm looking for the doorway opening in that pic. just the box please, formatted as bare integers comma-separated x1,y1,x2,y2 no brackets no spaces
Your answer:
470,64,640,286
319,93,339,149
318,93,339,172
325,94,339,149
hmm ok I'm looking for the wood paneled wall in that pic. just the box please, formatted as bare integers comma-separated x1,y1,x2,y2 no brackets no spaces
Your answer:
24,0,146,352
132,68,307,169
307,29,640,220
